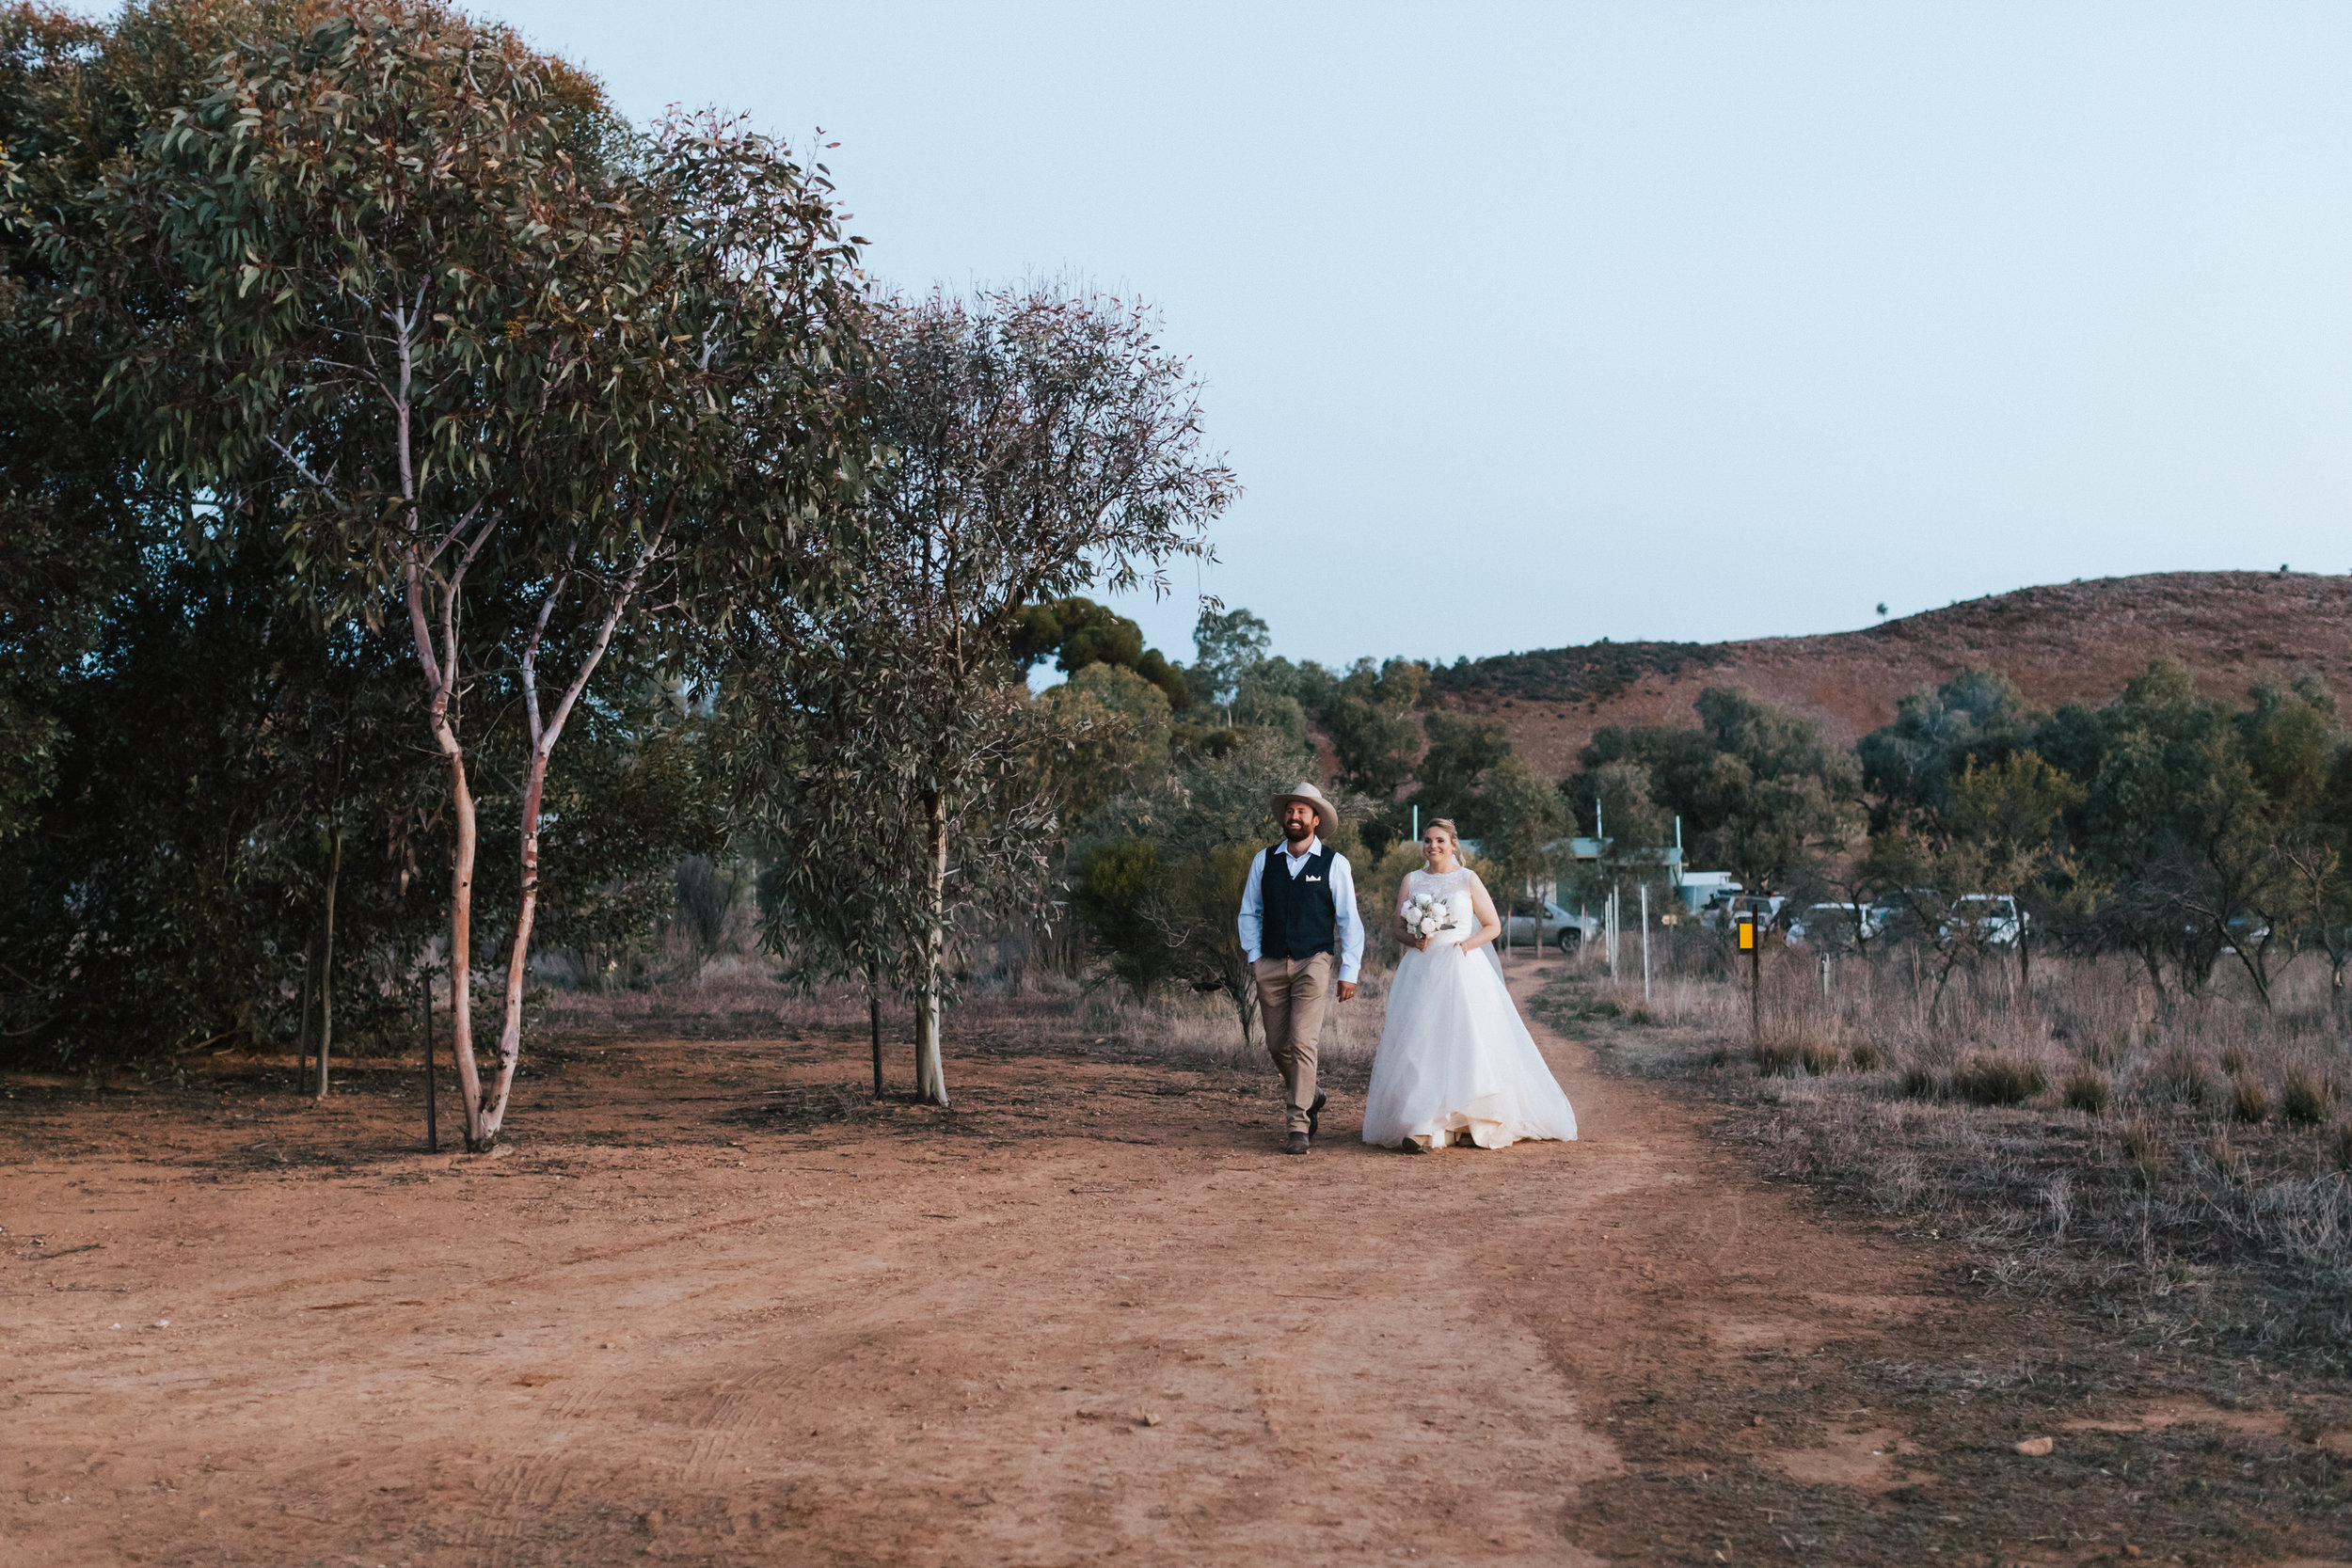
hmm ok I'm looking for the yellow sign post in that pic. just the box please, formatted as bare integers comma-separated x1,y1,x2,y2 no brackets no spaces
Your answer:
1738,906,1762,1047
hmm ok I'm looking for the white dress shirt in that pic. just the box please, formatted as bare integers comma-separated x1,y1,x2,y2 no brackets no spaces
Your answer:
1236,835,1365,983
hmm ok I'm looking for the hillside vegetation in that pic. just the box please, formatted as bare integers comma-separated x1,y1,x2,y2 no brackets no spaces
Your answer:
1438,572,2352,774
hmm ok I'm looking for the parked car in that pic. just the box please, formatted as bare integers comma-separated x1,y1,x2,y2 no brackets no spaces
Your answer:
1698,893,1787,932
1504,897,1597,953
1867,890,1940,942
1941,894,2029,948
1785,902,1882,948
2213,917,2271,955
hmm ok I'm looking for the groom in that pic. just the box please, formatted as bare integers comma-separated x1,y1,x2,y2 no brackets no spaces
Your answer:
1237,782,1364,1155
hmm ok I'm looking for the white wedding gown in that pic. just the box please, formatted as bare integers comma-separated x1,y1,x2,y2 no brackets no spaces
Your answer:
1362,868,1579,1150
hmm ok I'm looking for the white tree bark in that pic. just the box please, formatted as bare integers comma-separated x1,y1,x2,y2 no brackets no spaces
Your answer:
914,788,950,1106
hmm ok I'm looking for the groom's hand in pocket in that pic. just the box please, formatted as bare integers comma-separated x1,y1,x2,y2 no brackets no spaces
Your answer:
1336,981,1358,1002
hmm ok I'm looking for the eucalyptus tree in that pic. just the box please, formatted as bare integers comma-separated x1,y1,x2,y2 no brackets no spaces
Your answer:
753,285,1234,1105
51,2,864,1142
726,622,1046,1098
0,0,241,845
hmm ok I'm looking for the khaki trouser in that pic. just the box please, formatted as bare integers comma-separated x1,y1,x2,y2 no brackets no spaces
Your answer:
1254,952,1334,1134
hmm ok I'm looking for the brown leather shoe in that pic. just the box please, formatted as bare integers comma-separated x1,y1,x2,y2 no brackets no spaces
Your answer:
1307,1089,1327,1138
1283,1132,1311,1156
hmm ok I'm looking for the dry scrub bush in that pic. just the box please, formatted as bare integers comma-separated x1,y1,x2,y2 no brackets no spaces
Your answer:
2282,1066,2336,1126
2154,1043,2212,1107
2061,1065,2111,1116
2207,1132,2247,1181
2231,1070,2272,1125
2122,1115,2166,1186
1955,1053,2044,1107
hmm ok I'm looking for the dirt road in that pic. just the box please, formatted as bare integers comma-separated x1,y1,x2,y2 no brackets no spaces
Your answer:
5,961,2345,1565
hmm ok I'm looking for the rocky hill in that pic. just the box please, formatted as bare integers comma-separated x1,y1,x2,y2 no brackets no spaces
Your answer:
1429,572,2352,776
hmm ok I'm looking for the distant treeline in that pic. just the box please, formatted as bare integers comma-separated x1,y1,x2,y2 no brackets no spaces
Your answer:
1423,640,1733,706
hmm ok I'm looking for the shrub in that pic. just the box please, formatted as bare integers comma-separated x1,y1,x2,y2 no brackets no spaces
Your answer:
2219,1045,2249,1076
2206,1132,2246,1180
2061,1065,2111,1117
2156,1043,2210,1106
1752,1038,1802,1076
1801,1040,1843,1076
2282,1067,2336,1126
1072,840,1170,1004
2334,1122,2352,1173
2122,1116,2166,1186
1848,1038,1884,1071
2230,1070,2271,1125
1955,1053,2044,1107
1900,1065,1947,1101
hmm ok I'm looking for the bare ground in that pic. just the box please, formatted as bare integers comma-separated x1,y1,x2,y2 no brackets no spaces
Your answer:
4,958,2348,1566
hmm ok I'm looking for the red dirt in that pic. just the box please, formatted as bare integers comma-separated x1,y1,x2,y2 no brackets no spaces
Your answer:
1442,571,2352,774
4,963,2345,1565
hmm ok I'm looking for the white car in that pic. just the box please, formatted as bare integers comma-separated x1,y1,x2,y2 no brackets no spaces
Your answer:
1942,895,2027,948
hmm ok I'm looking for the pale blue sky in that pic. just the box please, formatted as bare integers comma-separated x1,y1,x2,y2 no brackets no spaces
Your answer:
485,0,2352,673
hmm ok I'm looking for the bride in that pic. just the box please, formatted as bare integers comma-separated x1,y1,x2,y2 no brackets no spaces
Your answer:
1361,818,1579,1152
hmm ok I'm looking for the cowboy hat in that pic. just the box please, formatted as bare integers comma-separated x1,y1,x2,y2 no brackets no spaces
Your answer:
1269,781,1340,838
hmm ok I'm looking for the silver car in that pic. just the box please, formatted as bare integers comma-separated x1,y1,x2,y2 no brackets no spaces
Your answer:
1504,897,1597,954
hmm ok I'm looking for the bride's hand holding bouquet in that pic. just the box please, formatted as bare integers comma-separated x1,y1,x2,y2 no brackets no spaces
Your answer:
1403,891,1469,954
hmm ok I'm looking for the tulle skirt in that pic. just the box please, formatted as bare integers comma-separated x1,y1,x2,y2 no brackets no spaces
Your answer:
1361,943,1578,1149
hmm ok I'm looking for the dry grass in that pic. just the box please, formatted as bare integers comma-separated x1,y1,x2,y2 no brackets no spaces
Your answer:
1073,972,1384,1087
2060,1064,2110,1116
2283,1065,2337,1125
2232,1070,2273,1124
1955,1053,2044,1107
1544,942,2352,1367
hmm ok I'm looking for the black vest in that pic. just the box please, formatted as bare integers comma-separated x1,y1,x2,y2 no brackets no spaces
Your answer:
1260,843,1338,961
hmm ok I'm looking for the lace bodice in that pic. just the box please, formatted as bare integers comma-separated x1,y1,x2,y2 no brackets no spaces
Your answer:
1402,866,1479,908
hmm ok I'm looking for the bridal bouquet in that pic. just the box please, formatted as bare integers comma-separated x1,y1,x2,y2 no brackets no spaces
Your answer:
1406,890,1469,949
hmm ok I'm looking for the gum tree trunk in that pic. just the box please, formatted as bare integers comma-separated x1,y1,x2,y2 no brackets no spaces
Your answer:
868,960,885,1100
314,825,343,1100
480,751,551,1140
473,532,658,1146
914,787,949,1106
294,933,318,1088
441,740,486,1147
